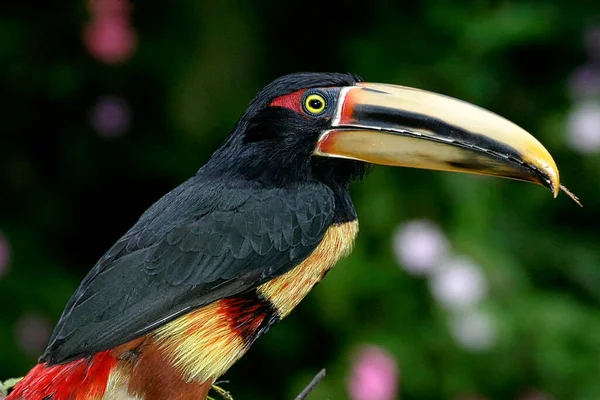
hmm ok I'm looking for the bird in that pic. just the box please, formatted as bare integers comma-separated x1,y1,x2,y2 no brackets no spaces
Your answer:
8,72,564,400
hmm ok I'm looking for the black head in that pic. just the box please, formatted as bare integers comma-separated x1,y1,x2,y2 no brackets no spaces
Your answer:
201,72,565,204
204,72,368,188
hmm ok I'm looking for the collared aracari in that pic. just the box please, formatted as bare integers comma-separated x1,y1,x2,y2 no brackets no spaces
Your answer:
8,72,566,400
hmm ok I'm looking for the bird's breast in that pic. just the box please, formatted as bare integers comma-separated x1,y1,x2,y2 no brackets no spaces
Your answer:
258,219,359,317
110,220,359,398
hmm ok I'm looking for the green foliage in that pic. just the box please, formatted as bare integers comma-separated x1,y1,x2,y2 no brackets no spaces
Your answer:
0,378,22,397
1,1,599,399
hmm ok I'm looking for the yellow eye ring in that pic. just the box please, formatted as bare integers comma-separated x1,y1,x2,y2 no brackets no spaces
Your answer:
304,93,327,115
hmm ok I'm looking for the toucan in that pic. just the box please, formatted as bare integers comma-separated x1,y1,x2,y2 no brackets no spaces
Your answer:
8,72,569,400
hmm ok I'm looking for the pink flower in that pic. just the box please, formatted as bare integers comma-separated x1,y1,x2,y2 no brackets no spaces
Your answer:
0,231,10,279
83,17,137,64
89,0,132,19
347,345,399,400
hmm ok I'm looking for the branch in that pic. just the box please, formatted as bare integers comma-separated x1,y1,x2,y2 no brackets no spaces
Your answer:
295,369,326,400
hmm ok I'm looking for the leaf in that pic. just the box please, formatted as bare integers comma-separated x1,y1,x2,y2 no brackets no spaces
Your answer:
0,377,23,396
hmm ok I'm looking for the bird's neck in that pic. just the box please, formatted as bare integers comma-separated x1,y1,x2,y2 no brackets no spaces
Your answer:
201,144,362,224
311,158,364,223
324,180,357,224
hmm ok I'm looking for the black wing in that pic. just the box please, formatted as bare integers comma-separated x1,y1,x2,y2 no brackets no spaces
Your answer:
42,177,334,364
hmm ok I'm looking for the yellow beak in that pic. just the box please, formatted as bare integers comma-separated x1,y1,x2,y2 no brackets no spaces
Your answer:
315,83,560,196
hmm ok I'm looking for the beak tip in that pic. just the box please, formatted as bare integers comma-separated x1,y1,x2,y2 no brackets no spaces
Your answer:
536,158,560,198
549,175,560,198
551,174,560,199
547,174,559,198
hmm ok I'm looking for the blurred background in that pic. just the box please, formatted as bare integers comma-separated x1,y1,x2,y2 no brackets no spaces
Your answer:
1,1,600,399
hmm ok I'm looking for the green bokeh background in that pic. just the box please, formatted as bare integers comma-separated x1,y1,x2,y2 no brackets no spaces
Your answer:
1,1,599,399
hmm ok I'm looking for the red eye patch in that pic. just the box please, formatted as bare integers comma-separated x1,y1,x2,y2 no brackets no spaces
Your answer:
269,89,307,114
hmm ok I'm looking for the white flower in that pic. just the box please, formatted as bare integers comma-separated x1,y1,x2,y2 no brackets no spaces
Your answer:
392,220,450,276
449,310,496,352
566,100,600,153
429,256,488,310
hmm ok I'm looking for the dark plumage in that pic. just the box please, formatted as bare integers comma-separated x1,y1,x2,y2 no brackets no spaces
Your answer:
41,72,366,364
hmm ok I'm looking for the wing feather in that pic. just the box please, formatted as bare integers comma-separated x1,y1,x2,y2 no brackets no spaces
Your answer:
41,177,334,364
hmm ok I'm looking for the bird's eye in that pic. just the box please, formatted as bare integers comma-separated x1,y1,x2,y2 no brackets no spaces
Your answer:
303,93,327,115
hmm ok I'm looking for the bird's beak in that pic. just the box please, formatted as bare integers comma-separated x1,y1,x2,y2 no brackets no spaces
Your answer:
315,83,560,196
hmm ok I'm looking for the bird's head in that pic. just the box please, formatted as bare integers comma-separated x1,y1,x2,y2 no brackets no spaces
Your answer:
208,72,566,199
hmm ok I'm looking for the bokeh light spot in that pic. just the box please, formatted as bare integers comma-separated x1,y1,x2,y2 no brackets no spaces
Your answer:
392,220,450,276
449,310,496,352
15,314,52,357
84,18,137,65
568,66,600,99
429,256,488,310
566,100,600,153
90,96,131,138
0,231,10,279
347,345,399,400
83,0,137,64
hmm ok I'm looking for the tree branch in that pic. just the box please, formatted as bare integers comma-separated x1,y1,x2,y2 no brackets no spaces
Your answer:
295,369,326,400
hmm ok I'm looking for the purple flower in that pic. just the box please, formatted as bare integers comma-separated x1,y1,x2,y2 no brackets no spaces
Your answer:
347,345,399,400
90,96,131,137
568,66,600,99
15,314,52,356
